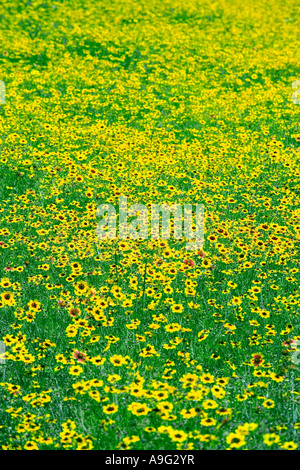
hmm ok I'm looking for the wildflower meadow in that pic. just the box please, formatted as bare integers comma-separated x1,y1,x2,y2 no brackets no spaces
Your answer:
0,0,299,451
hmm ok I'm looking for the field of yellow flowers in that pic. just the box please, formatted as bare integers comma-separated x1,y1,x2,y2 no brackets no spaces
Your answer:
0,0,299,451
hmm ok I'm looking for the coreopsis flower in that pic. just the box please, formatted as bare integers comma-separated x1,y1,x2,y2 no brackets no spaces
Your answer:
73,350,87,363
